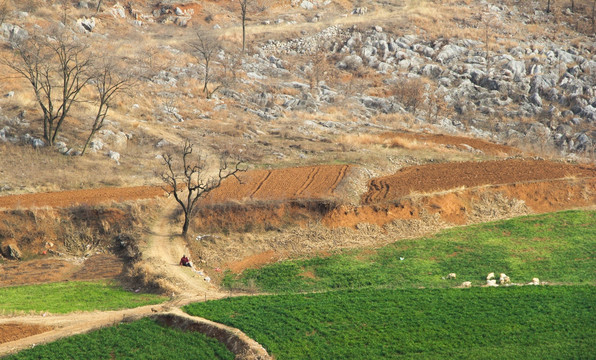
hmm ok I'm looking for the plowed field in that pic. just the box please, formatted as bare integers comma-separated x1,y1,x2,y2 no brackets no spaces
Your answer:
363,159,596,204
0,254,125,287
0,186,164,210
202,165,351,204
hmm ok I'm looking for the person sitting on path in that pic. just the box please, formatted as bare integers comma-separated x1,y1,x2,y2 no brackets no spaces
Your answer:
179,255,191,267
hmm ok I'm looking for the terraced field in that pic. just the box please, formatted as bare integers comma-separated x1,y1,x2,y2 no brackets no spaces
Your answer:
363,159,596,204
201,164,352,203
0,186,164,210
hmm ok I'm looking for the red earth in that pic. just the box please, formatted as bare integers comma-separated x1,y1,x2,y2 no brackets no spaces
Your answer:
0,186,164,210
362,159,596,204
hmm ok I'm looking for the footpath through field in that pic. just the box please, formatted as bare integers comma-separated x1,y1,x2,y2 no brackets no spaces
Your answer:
0,202,235,357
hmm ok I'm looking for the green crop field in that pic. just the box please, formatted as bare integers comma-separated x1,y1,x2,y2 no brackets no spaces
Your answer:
0,281,166,314
223,210,596,292
185,286,596,359
4,318,234,360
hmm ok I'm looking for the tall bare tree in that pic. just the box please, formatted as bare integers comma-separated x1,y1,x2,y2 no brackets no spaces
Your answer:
592,0,595,33
160,141,246,236
3,29,92,146
81,59,132,155
191,28,222,99
239,0,250,54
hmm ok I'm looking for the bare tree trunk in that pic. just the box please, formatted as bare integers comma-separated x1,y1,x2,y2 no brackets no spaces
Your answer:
547,0,552,13
182,214,191,236
160,141,246,237
203,60,209,94
240,0,249,54
593,0,595,33
81,60,130,156
242,14,246,54
4,31,91,147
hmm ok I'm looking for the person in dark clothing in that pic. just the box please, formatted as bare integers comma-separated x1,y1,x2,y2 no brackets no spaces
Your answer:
179,255,191,267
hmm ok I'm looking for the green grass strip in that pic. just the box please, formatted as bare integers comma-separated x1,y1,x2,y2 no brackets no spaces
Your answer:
224,210,596,292
0,281,166,314
5,317,234,360
186,286,596,360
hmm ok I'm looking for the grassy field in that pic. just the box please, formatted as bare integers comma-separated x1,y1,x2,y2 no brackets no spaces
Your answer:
0,281,166,314
223,210,596,292
4,318,234,360
185,286,596,359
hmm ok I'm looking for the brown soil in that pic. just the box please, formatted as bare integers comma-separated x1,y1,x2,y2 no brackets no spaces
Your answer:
0,186,164,210
226,250,281,274
363,159,596,204
202,165,351,204
0,324,54,344
382,131,520,156
0,254,125,287
325,178,595,228
194,201,333,232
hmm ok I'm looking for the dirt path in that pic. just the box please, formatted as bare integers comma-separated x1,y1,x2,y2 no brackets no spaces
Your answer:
0,201,232,357
141,202,227,301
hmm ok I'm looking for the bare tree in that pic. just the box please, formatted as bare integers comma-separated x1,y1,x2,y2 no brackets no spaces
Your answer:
239,0,250,54
592,0,595,33
81,59,132,155
191,28,222,99
393,76,426,116
304,45,331,93
3,29,92,146
160,141,246,236
547,0,554,13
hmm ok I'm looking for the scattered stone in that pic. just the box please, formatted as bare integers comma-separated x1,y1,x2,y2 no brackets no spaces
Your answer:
2,243,21,260
337,55,363,70
300,1,314,10
352,7,368,15
108,150,121,164
156,139,169,148
530,92,543,107
77,17,96,32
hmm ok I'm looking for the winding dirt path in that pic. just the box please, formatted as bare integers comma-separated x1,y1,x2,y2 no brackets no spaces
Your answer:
141,202,227,300
0,202,242,358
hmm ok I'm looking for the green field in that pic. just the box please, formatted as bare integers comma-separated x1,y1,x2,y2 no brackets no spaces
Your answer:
185,286,596,359
4,318,234,360
0,281,166,314
224,210,596,292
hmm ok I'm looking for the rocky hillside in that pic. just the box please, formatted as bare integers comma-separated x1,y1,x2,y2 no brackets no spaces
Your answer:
0,0,594,193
